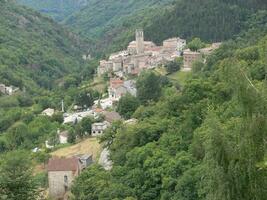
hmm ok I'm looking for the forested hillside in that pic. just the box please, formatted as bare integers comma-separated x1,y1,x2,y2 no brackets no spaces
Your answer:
71,12,267,199
16,0,89,21
0,0,86,91
62,0,267,55
63,0,174,54
0,0,96,146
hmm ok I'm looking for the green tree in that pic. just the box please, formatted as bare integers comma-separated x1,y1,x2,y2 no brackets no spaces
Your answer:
6,122,29,150
0,151,39,200
188,38,206,51
136,71,161,104
80,117,93,136
117,93,140,119
165,58,182,74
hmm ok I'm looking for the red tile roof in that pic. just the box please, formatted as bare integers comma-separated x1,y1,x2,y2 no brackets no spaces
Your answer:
47,157,80,172
110,79,124,88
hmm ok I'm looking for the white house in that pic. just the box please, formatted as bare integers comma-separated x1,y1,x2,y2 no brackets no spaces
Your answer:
58,130,69,144
0,84,6,94
91,121,110,137
42,108,55,117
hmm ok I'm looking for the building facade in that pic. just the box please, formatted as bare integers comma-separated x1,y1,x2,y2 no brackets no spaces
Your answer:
47,157,81,199
91,121,110,136
183,49,202,69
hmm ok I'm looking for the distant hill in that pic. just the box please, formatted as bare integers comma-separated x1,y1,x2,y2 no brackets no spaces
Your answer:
63,0,267,55
16,0,89,21
0,0,86,91
63,0,174,54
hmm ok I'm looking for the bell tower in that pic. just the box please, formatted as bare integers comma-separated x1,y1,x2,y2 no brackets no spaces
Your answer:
136,29,144,54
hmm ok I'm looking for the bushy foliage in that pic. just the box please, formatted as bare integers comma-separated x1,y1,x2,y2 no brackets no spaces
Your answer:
71,24,267,200
117,93,140,119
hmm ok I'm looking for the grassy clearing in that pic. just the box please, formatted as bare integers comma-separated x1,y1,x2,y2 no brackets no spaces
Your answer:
168,71,191,86
80,76,107,93
51,137,102,161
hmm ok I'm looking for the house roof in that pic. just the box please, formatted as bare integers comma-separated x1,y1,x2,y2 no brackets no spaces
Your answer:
94,108,104,113
103,111,122,123
110,79,124,88
47,157,80,172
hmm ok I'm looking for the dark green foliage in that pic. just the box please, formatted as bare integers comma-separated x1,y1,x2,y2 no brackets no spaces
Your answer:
75,89,99,108
16,0,89,21
71,22,267,200
136,71,162,105
0,0,86,91
117,93,140,119
188,38,206,52
165,58,183,74
0,150,39,200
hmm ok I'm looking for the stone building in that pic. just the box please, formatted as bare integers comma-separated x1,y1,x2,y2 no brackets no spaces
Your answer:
47,157,81,199
183,49,202,70
163,37,186,55
97,29,186,77
91,121,110,136
42,108,55,117
57,130,69,144
76,154,93,169
108,79,136,101
0,84,5,94
136,29,145,54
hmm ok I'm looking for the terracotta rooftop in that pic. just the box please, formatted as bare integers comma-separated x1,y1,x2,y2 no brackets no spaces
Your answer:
47,157,80,172
110,79,124,88
94,108,104,113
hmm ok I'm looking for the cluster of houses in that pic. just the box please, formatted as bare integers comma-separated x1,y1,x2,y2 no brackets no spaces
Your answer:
97,29,221,76
42,29,223,200
0,83,19,95
98,29,186,77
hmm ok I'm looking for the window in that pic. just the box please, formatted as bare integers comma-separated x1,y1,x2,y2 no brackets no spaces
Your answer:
64,175,68,184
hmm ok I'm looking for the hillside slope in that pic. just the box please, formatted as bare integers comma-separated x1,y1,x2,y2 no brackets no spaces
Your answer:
0,0,86,91
71,12,267,199
63,0,267,55
16,0,89,21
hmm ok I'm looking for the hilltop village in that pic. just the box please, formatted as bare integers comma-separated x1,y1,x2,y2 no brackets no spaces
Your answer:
36,29,223,200
97,29,221,77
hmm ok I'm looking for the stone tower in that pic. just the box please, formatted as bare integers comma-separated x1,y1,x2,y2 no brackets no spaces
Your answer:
136,29,144,54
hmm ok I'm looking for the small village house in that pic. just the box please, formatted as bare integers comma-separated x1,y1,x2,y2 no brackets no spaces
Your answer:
42,108,55,117
47,157,81,199
57,130,69,144
76,154,93,169
183,49,202,70
108,79,137,101
0,84,5,94
91,121,110,136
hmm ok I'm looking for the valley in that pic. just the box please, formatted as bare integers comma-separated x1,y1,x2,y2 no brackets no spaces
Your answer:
0,0,266,200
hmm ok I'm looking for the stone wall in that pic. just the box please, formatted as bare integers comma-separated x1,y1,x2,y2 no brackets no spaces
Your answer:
48,171,76,199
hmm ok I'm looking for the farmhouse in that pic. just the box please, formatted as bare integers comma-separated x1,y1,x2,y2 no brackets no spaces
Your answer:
47,157,81,199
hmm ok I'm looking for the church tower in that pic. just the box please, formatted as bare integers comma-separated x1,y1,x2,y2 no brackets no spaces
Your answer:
136,29,144,54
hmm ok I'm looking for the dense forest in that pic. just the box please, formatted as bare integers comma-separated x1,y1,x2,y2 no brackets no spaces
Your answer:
63,0,267,55
0,0,266,199
17,0,267,56
0,0,88,91
71,12,267,199
16,0,89,21
0,0,97,152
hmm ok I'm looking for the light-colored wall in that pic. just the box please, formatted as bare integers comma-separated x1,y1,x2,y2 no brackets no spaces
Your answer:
59,135,68,144
48,171,76,199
